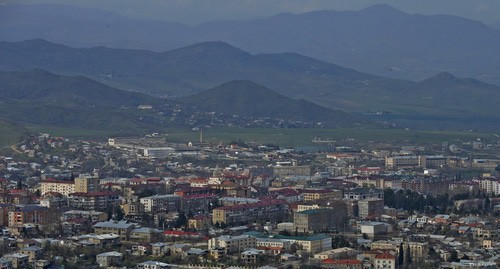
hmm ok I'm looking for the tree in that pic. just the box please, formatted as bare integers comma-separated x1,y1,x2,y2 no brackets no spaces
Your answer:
448,250,459,262
279,229,291,236
398,243,404,267
174,212,187,228
114,206,125,221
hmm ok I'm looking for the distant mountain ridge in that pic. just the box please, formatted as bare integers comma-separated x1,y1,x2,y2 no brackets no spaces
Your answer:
182,80,357,126
0,39,410,111
0,39,499,123
2,3,500,84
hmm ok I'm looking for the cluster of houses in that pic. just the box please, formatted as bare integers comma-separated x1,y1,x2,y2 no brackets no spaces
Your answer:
0,133,497,268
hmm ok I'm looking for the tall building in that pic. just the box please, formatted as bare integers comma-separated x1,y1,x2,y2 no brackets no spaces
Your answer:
301,189,342,201
74,176,100,193
40,179,75,196
212,199,288,225
8,206,49,227
358,199,384,219
208,235,256,254
139,195,180,213
294,208,346,232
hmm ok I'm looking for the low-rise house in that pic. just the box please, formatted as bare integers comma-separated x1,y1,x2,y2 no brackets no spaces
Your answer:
68,192,120,211
136,260,170,269
240,248,265,264
208,235,256,254
96,251,123,268
320,259,362,269
0,258,12,269
76,233,120,247
314,247,357,260
93,220,136,241
20,246,43,262
3,254,28,269
374,253,396,269
151,243,168,256
130,227,161,243
169,243,190,255
63,210,108,222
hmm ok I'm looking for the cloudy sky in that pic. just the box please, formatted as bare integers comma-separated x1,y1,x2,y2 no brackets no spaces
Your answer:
7,0,500,25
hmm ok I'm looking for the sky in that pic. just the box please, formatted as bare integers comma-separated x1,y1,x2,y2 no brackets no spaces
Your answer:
6,0,500,25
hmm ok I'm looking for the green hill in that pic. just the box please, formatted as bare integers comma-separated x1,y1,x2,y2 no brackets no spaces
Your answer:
0,119,30,148
182,80,358,126
0,69,166,132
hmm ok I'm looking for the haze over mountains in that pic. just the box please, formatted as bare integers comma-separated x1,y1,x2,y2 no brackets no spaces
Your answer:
2,3,500,85
0,39,410,112
1,39,499,125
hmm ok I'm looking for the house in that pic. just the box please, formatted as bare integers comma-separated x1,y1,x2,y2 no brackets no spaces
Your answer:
169,243,191,255
240,249,265,264
314,247,357,260
136,260,170,269
0,258,12,269
320,259,362,269
374,253,395,269
208,235,256,254
20,246,43,262
93,220,136,241
3,254,28,269
96,251,123,267
151,243,168,256
129,227,161,243
76,233,120,247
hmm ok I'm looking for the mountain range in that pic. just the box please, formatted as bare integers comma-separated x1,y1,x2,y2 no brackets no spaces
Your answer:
1,39,499,123
0,39,410,112
0,70,364,133
2,3,500,85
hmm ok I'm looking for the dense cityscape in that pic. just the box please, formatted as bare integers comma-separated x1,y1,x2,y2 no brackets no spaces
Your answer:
0,132,497,269
1,1,500,268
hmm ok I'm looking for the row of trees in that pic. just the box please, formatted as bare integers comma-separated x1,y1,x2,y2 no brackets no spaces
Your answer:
384,188,493,214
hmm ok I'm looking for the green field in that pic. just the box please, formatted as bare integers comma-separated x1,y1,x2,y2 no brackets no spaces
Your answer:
0,120,29,148
19,125,495,147
165,127,493,147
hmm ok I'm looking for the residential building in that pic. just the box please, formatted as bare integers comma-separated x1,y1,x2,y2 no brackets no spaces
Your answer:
294,208,346,232
96,251,123,267
140,195,180,213
249,233,332,254
3,254,28,269
63,210,108,222
0,258,12,269
93,220,136,241
358,199,384,218
74,176,100,193
208,235,256,253
344,188,384,200
359,222,390,238
188,215,210,230
320,259,362,269
0,204,15,227
136,261,170,269
40,179,75,196
374,253,395,269
68,192,120,211
19,246,42,262
313,247,357,260
8,206,49,227
301,189,342,201
212,199,288,225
